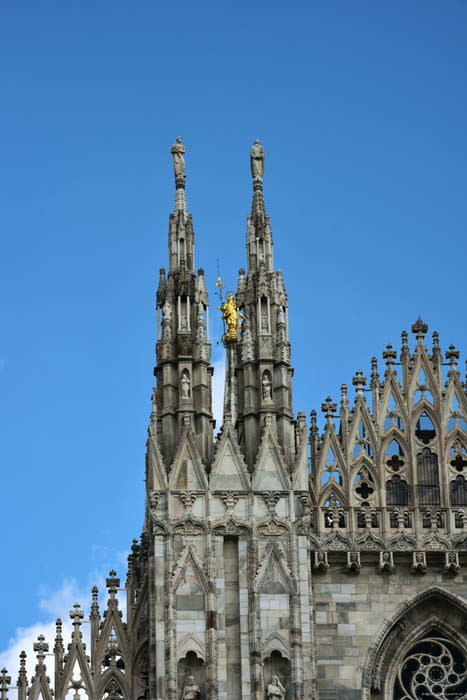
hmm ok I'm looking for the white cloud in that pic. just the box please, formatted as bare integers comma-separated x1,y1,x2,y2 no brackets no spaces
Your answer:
0,562,128,699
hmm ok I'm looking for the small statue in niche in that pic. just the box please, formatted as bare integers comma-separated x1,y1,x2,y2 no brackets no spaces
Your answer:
262,372,273,401
181,372,190,399
162,299,172,323
181,675,200,700
151,387,157,413
171,136,186,179
266,675,286,700
261,314,269,332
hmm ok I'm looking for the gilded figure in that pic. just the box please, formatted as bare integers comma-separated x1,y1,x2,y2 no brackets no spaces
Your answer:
218,294,245,341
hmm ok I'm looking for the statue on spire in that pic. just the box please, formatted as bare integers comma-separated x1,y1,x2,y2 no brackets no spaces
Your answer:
171,136,186,181
250,139,265,181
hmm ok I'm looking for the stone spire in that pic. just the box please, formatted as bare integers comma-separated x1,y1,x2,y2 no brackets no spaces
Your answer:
152,140,214,469
235,140,295,470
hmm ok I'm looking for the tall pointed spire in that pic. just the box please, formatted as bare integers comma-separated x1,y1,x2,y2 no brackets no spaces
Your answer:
234,140,295,470
246,139,274,273
152,140,214,470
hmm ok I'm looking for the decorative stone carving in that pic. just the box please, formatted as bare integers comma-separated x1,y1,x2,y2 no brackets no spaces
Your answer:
346,551,361,572
322,531,351,551
357,531,384,551
412,551,427,573
444,550,460,573
220,492,239,514
313,550,329,571
421,532,450,551
256,517,288,537
388,533,416,551
179,491,197,512
378,550,395,572
261,491,283,514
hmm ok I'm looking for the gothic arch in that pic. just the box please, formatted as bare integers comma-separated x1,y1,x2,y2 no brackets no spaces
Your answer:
97,669,129,700
411,401,442,439
176,633,206,663
350,462,381,506
363,586,467,700
318,482,347,508
381,431,410,461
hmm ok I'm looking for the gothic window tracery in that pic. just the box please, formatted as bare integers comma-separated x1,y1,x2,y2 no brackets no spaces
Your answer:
384,393,405,432
413,367,434,406
451,476,467,507
323,493,345,528
447,395,467,433
321,448,342,487
415,413,436,445
393,629,467,700
352,420,374,459
387,476,409,506
417,449,440,506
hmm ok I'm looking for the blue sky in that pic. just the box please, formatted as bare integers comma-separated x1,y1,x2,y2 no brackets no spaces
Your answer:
1,0,467,669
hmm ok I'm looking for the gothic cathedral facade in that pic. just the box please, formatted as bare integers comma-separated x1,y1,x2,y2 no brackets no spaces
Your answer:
7,141,467,700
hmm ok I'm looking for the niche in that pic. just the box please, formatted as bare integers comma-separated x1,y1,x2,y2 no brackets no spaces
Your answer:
178,651,205,700
262,370,273,402
263,651,290,700
181,370,191,400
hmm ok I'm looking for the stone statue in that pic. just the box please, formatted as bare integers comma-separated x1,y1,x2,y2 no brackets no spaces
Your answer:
181,372,190,399
218,295,245,342
250,139,265,180
171,137,186,179
266,675,285,700
181,675,200,700
262,372,272,401
163,300,172,323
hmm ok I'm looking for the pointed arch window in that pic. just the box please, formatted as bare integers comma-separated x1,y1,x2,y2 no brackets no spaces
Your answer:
451,476,467,507
387,476,409,506
415,412,436,444
417,449,440,506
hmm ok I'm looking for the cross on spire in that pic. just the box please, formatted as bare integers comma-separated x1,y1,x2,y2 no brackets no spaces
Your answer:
352,370,367,396
33,634,49,663
321,397,337,421
70,603,84,629
383,344,397,370
106,570,120,602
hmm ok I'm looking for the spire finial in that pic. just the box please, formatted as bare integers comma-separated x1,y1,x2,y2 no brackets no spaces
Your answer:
411,316,428,343
17,651,27,687
106,570,120,603
0,668,10,700
171,136,186,189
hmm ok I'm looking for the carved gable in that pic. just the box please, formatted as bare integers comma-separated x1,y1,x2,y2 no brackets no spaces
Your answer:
252,426,290,490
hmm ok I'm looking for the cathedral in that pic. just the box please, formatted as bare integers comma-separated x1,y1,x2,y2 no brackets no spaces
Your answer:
5,139,467,700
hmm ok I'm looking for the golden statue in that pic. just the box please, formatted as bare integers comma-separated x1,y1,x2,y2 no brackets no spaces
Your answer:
218,294,245,341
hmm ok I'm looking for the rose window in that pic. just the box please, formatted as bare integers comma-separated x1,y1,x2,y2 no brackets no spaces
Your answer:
394,631,467,699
